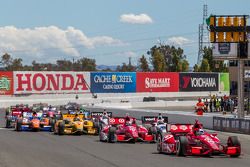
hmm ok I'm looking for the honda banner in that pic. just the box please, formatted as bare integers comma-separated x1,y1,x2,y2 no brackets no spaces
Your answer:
179,73,219,92
0,71,13,95
136,72,179,92
13,71,90,94
91,72,136,93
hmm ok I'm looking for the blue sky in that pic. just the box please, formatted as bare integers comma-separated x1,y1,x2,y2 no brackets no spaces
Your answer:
0,0,250,67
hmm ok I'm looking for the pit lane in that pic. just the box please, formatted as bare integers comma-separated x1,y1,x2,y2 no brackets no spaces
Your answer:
0,107,250,167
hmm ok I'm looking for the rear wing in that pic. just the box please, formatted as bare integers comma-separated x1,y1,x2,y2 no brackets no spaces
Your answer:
167,124,193,134
62,114,84,120
109,117,136,125
141,116,168,124
91,112,112,118
23,112,43,119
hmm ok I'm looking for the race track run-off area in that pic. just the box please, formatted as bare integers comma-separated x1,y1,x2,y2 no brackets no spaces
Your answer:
0,108,250,167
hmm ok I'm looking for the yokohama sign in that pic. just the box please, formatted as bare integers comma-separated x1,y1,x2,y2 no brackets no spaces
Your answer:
136,72,179,92
13,71,90,94
179,73,219,92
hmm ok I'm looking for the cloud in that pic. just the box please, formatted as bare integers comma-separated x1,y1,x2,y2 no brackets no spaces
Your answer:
166,36,190,46
120,13,153,24
0,26,123,62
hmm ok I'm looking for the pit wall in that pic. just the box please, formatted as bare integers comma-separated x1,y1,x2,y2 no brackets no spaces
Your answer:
0,71,229,95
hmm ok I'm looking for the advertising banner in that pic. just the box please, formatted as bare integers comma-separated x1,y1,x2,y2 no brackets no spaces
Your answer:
179,73,219,92
91,72,136,93
0,71,13,95
219,73,230,92
136,72,179,92
13,71,90,94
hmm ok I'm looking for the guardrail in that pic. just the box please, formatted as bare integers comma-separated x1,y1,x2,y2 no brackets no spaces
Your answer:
213,116,250,134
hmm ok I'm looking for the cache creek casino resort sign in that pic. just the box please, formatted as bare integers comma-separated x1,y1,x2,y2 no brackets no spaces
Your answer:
90,72,136,93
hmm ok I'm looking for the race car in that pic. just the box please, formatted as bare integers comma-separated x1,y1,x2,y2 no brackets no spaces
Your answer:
157,120,241,157
63,102,80,111
99,116,156,143
5,104,31,128
141,115,168,135
82,111,112,135
32,103,48,112
15,111,54,132
54,113,85,135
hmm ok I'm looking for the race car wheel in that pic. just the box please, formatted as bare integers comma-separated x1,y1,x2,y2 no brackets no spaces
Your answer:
58,122,65,135
108,127,117,143
93,121,100,135
227,136,241,157
149,126,157,135
16,119,22,132
157,135,163,153
176,136,188,156
149,126,157,142
49,118,55,132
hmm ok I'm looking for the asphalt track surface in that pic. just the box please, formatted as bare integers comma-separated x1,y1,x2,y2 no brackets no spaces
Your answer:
0,107,250,167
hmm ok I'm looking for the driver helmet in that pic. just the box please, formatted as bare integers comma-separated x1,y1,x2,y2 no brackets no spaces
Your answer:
197,129,204,135
125,120,132,126
103,109,107,116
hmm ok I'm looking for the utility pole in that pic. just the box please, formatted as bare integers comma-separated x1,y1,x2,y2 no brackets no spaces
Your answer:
197,4,209,65
238,59,245,118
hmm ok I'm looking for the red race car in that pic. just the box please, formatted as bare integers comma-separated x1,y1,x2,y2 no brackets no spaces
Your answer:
99,116,156,143
157,120,241,157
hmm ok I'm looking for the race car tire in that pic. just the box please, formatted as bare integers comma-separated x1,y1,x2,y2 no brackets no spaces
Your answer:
148,126,157,142
176,136,188,156
58,122,65,135
108,127,117,143
5,117,11,128
157,135,163,153
93,121,100,135
227,136,241,157
49,118,55,132
148,126,157,134
16,119,22,132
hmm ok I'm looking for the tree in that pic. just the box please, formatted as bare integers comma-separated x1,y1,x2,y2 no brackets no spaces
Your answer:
9,58,23,71
202,46,228,72
147,44,189,72
181,59,189,72
1,53,12,70
150,49,166,72
138,55,150,72
193,64,199,72
199,58,210,72
77,57,96,71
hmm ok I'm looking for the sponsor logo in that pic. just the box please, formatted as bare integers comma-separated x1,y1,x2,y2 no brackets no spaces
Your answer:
15,73,88,92
93,73,134,91
182,76,216,88
93,74,132,83
144,117,156,122
145,77,170,88
0,76,10,90
182,76,191,89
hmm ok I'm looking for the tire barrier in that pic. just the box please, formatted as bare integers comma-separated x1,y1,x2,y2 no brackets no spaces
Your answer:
213,116,250,134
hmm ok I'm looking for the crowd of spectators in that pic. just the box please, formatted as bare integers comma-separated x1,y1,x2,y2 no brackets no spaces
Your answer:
202,95,238,113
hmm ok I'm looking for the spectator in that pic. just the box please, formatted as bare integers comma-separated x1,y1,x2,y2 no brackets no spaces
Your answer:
209,98,213,112
215,99,220,112
220,97,224,112
204,99,209,112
